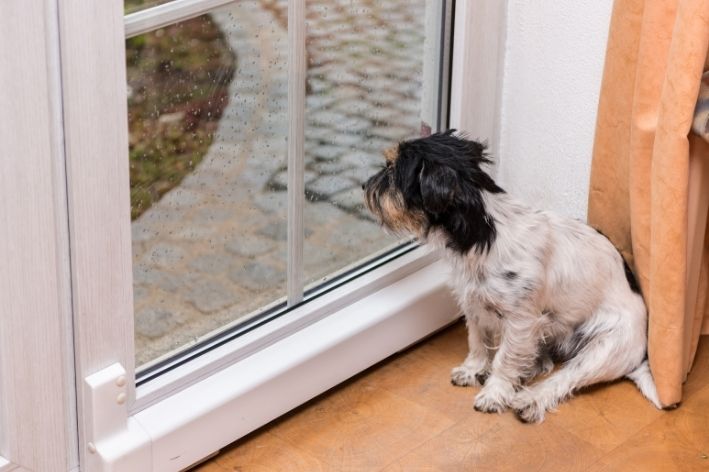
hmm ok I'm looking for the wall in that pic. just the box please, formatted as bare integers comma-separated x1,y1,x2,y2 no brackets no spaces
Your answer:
495,0,614,220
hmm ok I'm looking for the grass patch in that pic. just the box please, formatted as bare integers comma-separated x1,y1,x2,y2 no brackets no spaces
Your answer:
126,8,236,219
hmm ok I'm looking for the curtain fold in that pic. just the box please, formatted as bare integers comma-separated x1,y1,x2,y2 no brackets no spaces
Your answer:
588,0,709,406
686,135,709,369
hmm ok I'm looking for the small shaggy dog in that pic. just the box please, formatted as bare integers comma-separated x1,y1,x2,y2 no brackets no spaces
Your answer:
363,130,663,423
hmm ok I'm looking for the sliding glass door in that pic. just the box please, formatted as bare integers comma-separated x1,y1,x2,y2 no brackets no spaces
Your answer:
3,0,510,469
123,0,452,378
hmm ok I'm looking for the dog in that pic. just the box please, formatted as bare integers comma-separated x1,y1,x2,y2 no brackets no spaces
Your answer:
363,130,662,423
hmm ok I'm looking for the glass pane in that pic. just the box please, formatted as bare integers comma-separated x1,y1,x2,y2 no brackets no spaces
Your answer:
125,0,174,15
301,0,442,286
128,3,288,367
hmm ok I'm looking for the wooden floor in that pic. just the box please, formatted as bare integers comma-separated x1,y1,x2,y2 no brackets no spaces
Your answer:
196,322,709,472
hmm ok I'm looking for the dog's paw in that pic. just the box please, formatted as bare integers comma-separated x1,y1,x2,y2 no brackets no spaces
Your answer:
511,390,546,424
473,378,514,413
451,365,489,387
514,402,546,424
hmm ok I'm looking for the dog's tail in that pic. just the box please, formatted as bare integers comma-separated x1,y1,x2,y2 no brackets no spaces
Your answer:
626,358,663,409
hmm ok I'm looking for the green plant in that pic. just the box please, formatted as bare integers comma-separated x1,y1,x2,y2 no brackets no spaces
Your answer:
126,14,236,219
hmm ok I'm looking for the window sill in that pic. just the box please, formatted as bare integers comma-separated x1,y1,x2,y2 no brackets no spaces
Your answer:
107,250,459,471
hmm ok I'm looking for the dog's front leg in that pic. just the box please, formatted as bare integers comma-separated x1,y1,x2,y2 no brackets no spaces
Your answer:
451,314,490,387
473,313,540,413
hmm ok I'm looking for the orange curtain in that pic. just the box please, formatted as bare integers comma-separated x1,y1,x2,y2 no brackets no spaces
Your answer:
588,0,709,406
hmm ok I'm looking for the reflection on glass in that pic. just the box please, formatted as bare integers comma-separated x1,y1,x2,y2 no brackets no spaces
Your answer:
302,0,436,285
128,3,288,366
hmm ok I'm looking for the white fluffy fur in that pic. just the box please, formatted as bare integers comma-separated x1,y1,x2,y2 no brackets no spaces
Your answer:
425,191,663,422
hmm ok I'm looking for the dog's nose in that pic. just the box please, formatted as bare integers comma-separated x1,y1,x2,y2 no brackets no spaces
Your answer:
361,183,365,190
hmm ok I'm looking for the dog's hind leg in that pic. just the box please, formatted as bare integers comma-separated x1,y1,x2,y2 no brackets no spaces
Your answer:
451,314,491,387
511,311,647,423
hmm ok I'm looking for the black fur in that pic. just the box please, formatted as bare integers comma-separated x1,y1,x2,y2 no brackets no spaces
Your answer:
394,130,504,254
548,328,587,364
623,259,641,294
547,322,610,365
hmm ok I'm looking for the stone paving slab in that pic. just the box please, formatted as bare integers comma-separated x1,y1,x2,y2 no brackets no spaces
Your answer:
131,0,426,366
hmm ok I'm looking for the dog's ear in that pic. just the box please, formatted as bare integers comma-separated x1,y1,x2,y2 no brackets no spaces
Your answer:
419,160,457,215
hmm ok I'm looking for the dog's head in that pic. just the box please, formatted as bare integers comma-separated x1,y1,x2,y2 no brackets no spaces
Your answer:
363,130,504,254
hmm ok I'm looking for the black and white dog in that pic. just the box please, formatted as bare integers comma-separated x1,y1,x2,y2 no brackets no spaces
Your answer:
363,130,662,423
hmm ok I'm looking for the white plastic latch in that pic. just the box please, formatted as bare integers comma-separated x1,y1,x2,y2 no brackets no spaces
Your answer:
84,363,128,443
83,363,151,471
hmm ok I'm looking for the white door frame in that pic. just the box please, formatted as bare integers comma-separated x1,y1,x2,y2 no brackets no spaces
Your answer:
450,0,507,159
0,1,506,470
56,0,138,469
0,0,78,470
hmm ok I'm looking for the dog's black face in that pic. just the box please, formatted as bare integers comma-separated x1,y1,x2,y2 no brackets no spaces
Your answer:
363,130,504,254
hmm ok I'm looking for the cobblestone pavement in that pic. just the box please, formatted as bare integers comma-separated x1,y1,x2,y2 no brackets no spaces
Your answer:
132,0,427,365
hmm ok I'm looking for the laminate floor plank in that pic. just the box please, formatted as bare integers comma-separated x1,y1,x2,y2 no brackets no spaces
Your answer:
196,322,709,471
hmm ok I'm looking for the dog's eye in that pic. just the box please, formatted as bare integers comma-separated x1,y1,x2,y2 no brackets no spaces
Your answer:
385,161,392,168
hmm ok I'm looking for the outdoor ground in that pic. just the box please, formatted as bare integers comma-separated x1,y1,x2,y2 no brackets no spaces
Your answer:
129,0,426,365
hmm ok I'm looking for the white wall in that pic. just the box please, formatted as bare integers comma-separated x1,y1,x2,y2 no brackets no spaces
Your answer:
495,0,614,220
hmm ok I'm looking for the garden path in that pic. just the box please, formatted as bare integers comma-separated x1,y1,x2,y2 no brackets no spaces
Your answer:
131,0,425,365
